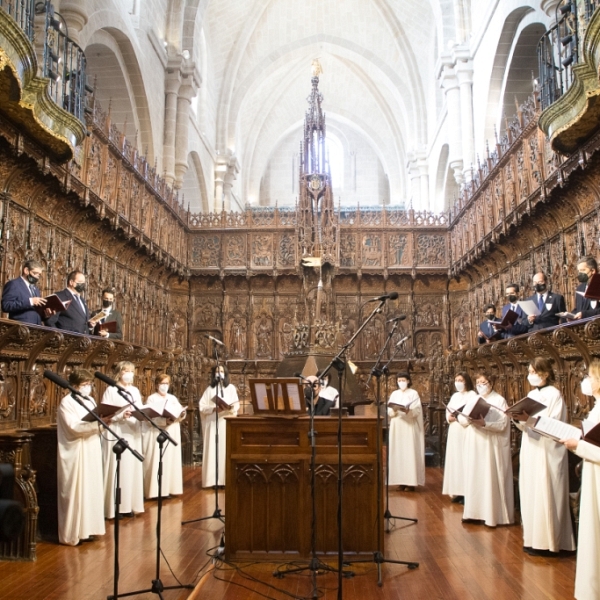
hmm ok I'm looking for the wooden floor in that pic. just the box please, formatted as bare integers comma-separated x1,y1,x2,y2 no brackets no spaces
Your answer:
0,467,577,600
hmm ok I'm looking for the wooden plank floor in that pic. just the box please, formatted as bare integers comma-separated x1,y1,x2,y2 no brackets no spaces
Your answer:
0,467,577,600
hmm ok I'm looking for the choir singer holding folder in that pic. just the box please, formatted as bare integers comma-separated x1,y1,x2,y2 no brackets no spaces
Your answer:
511,357,575,556
561,360,600,600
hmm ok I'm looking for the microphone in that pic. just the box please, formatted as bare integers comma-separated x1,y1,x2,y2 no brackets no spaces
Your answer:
396,335,409,346
44,370,83,398
366,292,399,302
205,334,225,346
94,371,131,396
294,372,310,382
387,315,407,323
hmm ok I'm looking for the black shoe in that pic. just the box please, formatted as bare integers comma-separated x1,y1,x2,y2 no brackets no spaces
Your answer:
451,496,464,504
403,486,415,492
524,547,559,557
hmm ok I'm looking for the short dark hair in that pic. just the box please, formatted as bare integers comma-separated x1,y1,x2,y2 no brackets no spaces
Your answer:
455,371,474,391
396,371,411,386
578,256,598,272
22,259,43,272
67,270,84,285
68,368,94,387
101,288,115,296
506,283,520,292
484,303,496,313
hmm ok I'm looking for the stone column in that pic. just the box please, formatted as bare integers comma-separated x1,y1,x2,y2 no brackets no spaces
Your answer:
163,68,181,186
174,72,198,189
417,152,429,211
455,55,475,181
58,3,88,45
440,56,463,185
223,158,240,211
214,163,225,211
406,153,421,209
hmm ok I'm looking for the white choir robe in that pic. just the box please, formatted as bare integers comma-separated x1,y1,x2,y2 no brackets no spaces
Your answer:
200,383,239,487
515,385,575,551
387,388,425,487
57,394,106,545
463,390,514,526
443,390,478,497
320,385,339,408
142,392,184,498
101,385,145,518
573,400,600,600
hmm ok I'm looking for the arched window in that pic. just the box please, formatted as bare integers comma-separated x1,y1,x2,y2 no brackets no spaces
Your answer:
326,133,344,190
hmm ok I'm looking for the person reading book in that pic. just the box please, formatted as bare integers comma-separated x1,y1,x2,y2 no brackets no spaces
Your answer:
142,373,184,499
387,372,424,492
199,365,239,488
89,289,123,340
572,257,600,321
512,357,574,556
442,372,477,504
477,304,501,344
461,372,514,527
559,361,600,600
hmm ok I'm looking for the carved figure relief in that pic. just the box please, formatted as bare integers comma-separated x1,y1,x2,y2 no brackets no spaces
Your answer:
252,235,273,268
416,234,446,266
278,234,295,267
340,233,356,268
255,312,274,357
388,234,409,266
0,363,16,420
191,235,220,268
229,315,247,357
362,234,382,267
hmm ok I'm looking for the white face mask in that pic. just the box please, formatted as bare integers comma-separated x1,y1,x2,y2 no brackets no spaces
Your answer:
215,371,223,380
79,384,92,397
122,371,134,384
476,384,490,396
455,381,465,393
527,373,543,387
158,383,169,395
398,381,408,391
581,377,594,397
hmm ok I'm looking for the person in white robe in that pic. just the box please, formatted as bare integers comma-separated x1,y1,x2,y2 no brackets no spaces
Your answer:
101,361,145,519
443,372,477,503
561,360,600,600
57,369,106,546
142,373,185,498
200,364,239,488
387,372,425,490
512,357,575,554
317,373,339,412
462,372,514,526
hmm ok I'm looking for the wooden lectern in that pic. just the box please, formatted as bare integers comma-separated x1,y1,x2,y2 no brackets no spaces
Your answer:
225,416,382,561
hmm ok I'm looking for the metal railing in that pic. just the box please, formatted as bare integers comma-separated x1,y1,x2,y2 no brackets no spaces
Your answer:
0,0,36,41
537,0,600,110
36,1,88,123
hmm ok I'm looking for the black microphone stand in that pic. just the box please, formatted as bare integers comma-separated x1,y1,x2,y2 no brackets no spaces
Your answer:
114,408,193,599
43,372,144,600
182,341,227,526
273,374,340,596
317,297,394,600
344,320,419,586
380,339,418,532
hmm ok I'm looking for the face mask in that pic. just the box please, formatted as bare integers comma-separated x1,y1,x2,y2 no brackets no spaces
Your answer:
74,282,86,293
577,272,589,284
102,299,112,308
476,384,490,396
581,377,594,396
122,371,134,384
455,381,465,392
79,384,92,397
486,314,495,321
507,294,517,303
398,381,408,390
26,274,39,285
158,383,169,394
215,371,223,380
527,373,543,387
534,283,546,293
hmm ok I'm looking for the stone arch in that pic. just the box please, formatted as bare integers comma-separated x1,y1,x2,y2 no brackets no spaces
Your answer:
182,151,210,213
84,27,155,161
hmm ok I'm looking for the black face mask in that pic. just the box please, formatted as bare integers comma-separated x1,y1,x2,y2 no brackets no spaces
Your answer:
577,272,589,284
486,314,495,320
26,274,39,285
534,283,546,293
507,294,518,303
74,283,86,293
102,300,112,308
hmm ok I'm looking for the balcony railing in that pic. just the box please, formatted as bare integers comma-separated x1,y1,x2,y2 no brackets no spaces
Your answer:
0,0,35,41
537,1,600,110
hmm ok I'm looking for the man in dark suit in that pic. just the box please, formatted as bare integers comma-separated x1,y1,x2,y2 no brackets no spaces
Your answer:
46,270,90,334
1,259,50,325
572,256,600,320
89,288,123,340
500,283,529,338
477,304,501,344
526,271,566,331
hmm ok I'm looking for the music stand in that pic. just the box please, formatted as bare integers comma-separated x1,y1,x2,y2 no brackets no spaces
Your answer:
248,378,305,415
